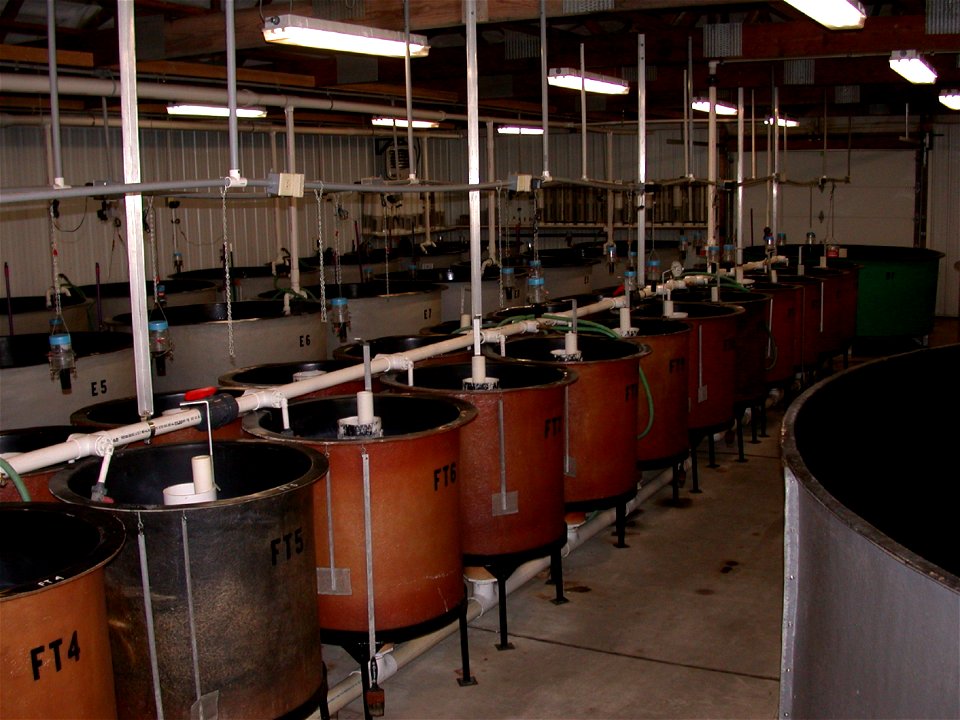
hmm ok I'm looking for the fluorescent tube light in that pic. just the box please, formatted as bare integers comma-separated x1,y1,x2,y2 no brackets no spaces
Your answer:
497,126,544,135
262,14,429,58
939,90,960,111
889,51,937,84
371,117,439,129
166,104,267,118
547,68,629,95
783,0,866,30
764,116,800,128
691,98,738,116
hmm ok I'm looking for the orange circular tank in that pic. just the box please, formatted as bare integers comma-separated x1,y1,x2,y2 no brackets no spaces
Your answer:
1,503,124,720
746,281,804,386
0,426,94,503
380,361,574,561
635,300,743,436
579,314,693,469
70,389,245,445
486,334,645,510
242,393,477,641
805,266,859,360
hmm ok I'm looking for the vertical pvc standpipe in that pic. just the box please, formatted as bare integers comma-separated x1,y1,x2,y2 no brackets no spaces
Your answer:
116,0,154,420
539,0,551,182
487,121,497,264
224,0,241,183
46,0,65,188
580,44,588,181
465,1,483,324
707,62,718,268
270,130,285,258
771,86,780,245
403,0,416,182
284,107,301,297
736,87,745,273
637,35,647,288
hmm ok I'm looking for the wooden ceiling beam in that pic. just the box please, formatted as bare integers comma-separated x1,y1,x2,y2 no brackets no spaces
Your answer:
0,43,94,67
134,60,316,89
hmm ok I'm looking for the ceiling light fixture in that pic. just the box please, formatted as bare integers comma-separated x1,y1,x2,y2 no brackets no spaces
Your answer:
547,68,629,95
262,14,430,58
497,126,544,135
166,104,267,118
764,116,800,128
939,90,960,111
889,50,938,84
782,0,866,30
371,117,439,129
691,98,738,116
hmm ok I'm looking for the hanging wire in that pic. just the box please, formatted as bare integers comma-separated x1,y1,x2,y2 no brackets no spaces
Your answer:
313,186,328,322
220,186,235,360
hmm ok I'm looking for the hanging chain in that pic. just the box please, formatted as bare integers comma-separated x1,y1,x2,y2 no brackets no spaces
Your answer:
220,186,235,360
532,188,540,263
48,201,63,323
146,197,160,301
313,186,327,322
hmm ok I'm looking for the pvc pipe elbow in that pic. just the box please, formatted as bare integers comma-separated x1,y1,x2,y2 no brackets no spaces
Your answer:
375,353,414,373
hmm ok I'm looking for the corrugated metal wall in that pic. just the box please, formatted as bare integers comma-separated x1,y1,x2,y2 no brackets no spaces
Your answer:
2,123,946,305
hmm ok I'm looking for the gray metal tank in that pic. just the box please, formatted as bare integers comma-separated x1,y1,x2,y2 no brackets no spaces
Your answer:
780,344,960,719
290,281,444,357
1,293,93,335
0,332,136,426
50,440,330,720
80,279,219,330
108,300,327,393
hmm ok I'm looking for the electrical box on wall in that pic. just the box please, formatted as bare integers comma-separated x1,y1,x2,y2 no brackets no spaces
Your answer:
377,139,418,180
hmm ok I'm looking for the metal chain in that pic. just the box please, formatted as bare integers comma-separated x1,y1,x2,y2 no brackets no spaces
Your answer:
146,196,160,300
532,188,540,263
313,187,327,322
220,186,235,359
48,202,63,324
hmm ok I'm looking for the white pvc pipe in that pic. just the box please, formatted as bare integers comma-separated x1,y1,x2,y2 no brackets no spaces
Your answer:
285,107,301,294
465,2,482,322
46,0,64,187
116,0,154,421
319,463,679,716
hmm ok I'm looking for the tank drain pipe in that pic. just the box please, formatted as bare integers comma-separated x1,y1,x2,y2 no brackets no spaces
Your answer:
320,463,680,717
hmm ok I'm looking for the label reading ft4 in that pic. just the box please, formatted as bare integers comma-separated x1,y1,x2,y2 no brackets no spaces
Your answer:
30,631,80,681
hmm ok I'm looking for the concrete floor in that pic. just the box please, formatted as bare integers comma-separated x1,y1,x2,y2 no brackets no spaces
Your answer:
323,406,787,720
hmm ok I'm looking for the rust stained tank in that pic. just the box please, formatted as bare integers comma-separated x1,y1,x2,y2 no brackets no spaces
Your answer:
634,300,743,436
1,504,125,720
380,361,574,562
485,334,645,512
745,281,804,387
50,440,329,720
0,426,94,503
242,393,477,640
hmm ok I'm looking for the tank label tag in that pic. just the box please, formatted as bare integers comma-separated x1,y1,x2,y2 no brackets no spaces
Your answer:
491,490,519,516
317,567,352,595
433,462,457,491
270,527,305,566
29,631,80,681
190,690,220,720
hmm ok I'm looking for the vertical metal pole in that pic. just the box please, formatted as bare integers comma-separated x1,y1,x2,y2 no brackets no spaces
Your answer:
539,0,551,181
285,107,301,293
46,0,65,187
686,37,694,216
707,63,718,249
486,121,497,262
737,87,745,265
772,86,780,239
116,0,154,419
580,43,588,181
403,0,416,181
637,35,647,286
225,0,240,177
605,132,614,246
466,1,483,320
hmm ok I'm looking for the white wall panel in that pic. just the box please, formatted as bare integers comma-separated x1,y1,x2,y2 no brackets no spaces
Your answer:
928,121,960,318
